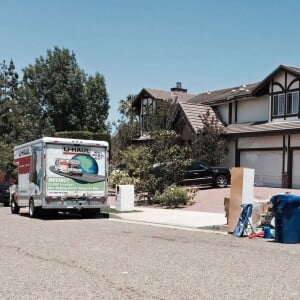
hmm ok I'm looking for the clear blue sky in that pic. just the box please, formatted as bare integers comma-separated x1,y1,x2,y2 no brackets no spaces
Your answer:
1,0,300,126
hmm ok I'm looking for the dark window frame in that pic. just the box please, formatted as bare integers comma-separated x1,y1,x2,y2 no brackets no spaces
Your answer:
272,91,299,118
140,97,155,133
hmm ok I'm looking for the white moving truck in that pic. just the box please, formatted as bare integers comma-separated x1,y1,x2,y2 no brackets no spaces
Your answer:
11,137,109,218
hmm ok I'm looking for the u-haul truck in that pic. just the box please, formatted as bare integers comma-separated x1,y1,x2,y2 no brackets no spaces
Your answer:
11,137,109,218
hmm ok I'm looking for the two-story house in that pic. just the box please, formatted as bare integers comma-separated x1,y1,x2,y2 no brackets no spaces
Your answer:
173,64,300,189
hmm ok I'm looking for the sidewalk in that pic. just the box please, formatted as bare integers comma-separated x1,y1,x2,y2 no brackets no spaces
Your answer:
110,206,227,230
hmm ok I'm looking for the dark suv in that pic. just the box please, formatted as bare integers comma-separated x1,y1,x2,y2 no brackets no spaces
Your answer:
0,182,10,207
182,161,230,188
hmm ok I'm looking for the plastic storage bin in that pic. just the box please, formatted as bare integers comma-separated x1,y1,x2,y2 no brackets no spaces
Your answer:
271,194,300,244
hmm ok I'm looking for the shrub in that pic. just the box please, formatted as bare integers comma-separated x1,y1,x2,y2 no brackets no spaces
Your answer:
153,184,192,208
109,170,136,189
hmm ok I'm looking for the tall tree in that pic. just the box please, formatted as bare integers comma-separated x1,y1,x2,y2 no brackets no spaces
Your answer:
0,59,20,141
191,109,227,166
22,46,109,133
147,99,176,132
112,94,139,152
84,73,109,132
0,59,21,177
0,59,19,101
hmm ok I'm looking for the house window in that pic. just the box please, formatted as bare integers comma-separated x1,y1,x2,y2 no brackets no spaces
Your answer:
273,94,285,116
286,91,299,115
141,97,155,132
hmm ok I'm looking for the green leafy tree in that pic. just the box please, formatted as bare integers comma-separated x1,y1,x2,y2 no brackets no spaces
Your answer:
147,130,191,195
22,46,109,133
112,96,191,201
0,59,21,177
84,73,109,132
109,145,151,191
0,51,110,178
111,130,191,201
147,99,177,132
191,109,227,166
0,59,19,101
0,59,20,141
111,94,140,163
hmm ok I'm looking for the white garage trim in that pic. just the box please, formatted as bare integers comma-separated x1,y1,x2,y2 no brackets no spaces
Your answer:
240,150,283,187
292,150,300,188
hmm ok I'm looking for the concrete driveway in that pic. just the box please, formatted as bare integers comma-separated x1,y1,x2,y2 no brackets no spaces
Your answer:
182,186,300,213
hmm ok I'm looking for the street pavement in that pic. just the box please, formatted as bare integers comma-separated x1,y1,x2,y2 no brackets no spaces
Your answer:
2,206,300,300
108,186,300,231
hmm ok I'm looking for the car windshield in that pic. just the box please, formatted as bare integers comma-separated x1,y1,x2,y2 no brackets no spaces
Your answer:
188,161,208,170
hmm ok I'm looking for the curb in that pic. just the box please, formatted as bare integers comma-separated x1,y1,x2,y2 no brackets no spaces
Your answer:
108,213,229,234
107,213,122,219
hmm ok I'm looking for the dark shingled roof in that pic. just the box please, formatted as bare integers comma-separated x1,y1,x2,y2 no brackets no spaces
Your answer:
225,120,300,136
187,82,260,105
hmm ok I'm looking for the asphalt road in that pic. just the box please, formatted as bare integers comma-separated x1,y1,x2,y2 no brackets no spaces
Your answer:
0,206,300,300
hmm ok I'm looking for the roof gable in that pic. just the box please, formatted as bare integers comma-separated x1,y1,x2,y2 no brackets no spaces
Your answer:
252,64,300,96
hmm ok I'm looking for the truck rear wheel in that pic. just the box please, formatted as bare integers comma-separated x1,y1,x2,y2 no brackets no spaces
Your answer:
11,200,20,214
29,199,40,218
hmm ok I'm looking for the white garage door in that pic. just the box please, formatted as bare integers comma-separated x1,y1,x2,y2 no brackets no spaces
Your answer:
292,150,300,188
240,151,282,187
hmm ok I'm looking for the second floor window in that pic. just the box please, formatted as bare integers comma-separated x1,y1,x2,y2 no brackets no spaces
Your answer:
141,97,155,132
273,94,285,116
272,91,299,117
286,91,299,114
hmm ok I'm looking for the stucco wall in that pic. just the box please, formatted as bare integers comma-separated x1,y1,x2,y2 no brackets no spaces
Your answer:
290,134,300,147
237,96,269,123
287,73,299,89
217,104,229,124
272,72,285,92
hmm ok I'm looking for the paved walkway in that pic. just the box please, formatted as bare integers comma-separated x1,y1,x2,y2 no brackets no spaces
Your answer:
111,206,227,230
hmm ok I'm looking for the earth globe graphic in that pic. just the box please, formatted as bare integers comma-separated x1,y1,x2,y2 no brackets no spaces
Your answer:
72,154,98,175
